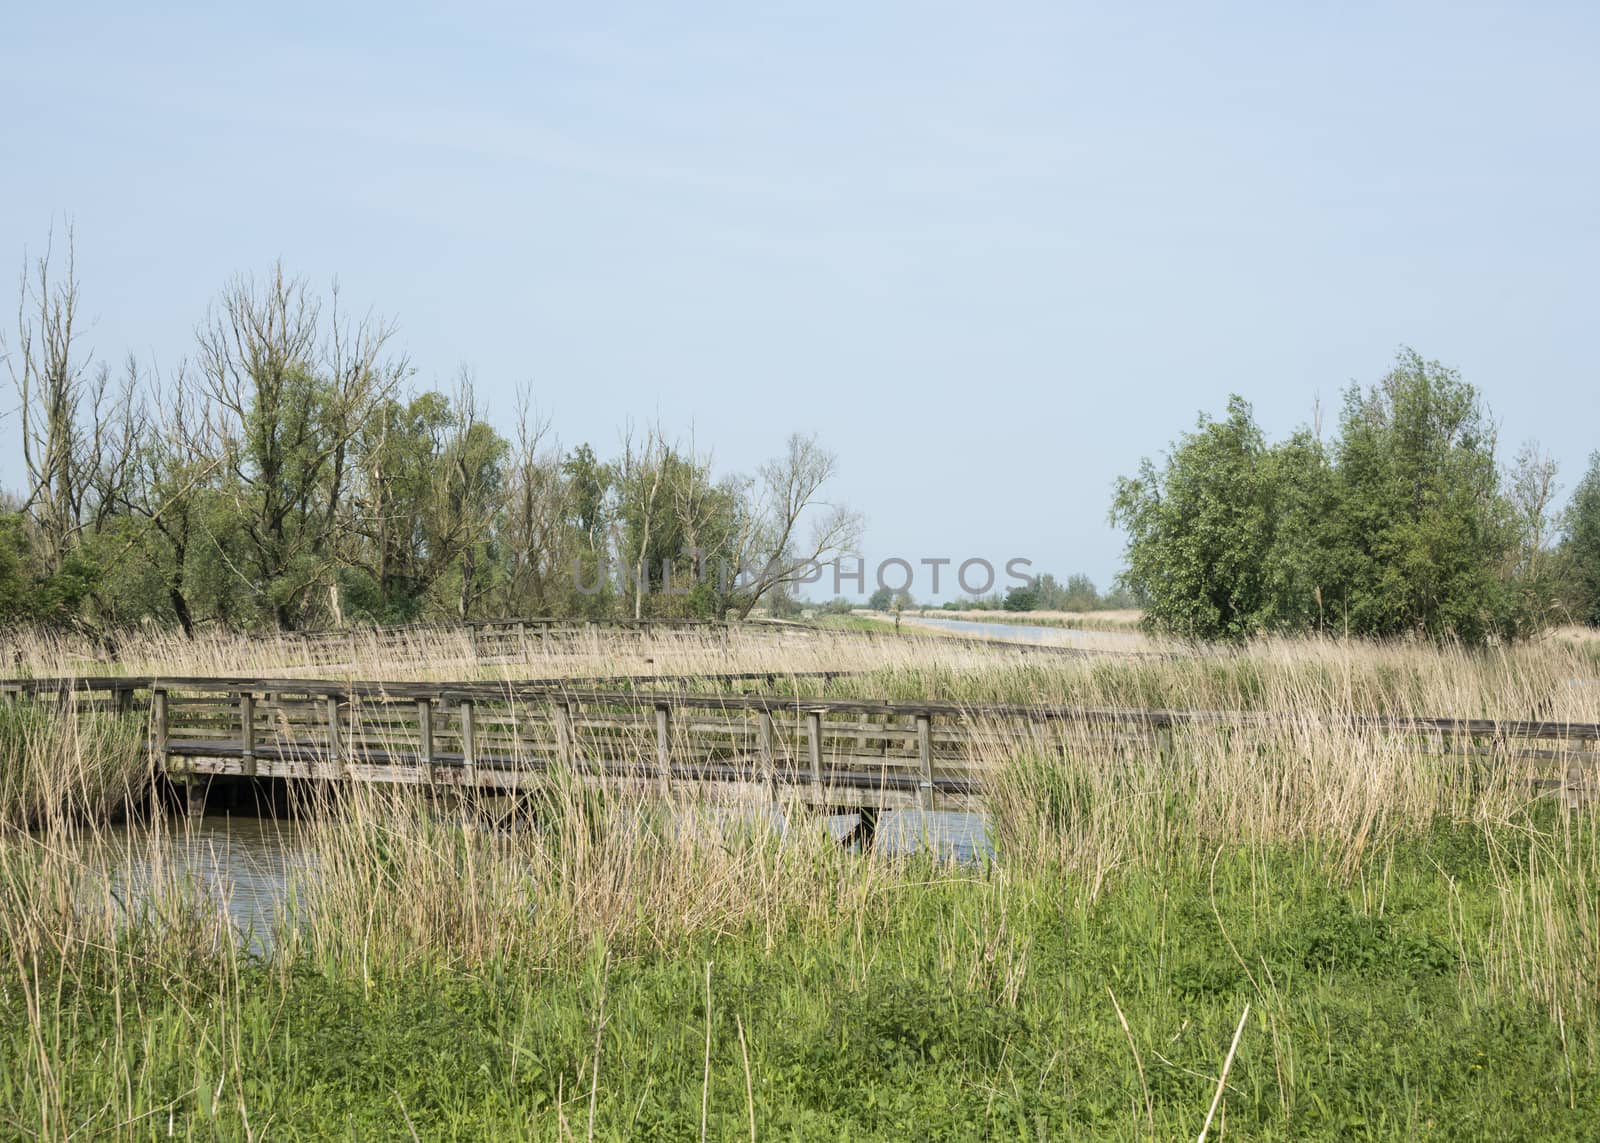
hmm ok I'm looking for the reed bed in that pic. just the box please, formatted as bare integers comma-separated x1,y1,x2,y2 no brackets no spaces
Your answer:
0,621,1163,684
0,632,1596,1136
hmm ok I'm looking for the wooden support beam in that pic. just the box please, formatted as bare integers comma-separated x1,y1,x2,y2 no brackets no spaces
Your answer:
1565,741,1595,812
758,711,777,801
326,695,346,778
461,699,478,787
151,688,169,766
655,702,672,795
841,806,879,851
418,698,435,780
186,775,206,820
240,692,257,778
806,709,825,791
554,702,575,766
916,713,934,811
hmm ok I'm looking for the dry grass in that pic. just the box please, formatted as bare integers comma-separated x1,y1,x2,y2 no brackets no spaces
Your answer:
0,621,1166,683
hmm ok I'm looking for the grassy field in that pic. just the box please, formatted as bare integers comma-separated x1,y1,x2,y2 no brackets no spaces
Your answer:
0,630,1597,1138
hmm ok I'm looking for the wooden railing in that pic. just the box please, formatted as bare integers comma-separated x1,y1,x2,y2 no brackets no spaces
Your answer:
149,682,976,812
142,680,1599,810
8,674,1596,818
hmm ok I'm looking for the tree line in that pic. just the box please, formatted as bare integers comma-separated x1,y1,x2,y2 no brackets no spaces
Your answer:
1113,349,1600,643
1,234,861,634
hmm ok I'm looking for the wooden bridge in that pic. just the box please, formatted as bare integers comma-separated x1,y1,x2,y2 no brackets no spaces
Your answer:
6,673,1598,835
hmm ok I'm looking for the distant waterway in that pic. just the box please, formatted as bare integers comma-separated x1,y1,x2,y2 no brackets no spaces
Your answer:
900,614,1144,648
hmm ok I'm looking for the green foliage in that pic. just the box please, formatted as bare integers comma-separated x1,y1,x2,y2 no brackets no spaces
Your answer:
1326,353,1517,642
1112,395,1283,641
1113,351,1536,644
0,512,100,624
1002,583,1039,611
1563,452,1600,625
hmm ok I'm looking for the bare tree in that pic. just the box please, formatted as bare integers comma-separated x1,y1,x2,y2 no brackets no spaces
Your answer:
668,431,740,612
196,263,403,629
731,432,862,618
615,421,669,619
4,225,153,593
498,389,572,614
1509,440,1560,582
6,226,91,571
440,370,506,619
82,356,148,534
119,363,221,637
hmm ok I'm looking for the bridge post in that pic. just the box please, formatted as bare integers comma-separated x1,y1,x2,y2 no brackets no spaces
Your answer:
418,698,435,781
1564,737,1594,812
806,709,825,794
554,702,575,767
461,699,478,787
240,692,257,778
758,711,777,802
916,713,934,812
186,776,207,820
1156,722,1175,761
151,688,169,766
655,702,673,796
326,695,345,778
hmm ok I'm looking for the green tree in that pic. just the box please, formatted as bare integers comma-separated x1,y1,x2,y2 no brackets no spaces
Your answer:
1111,397,1281,642
559,443,615,617
1003,583,1039,611
197,265,403,630
0,512,99,624
1563,452,1600,626
1032,572,1100,611
1112,351,1532,645
1325,351,1516,642
346,388,507,622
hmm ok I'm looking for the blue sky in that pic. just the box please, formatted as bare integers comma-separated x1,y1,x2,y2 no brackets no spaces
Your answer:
2,2,1596,597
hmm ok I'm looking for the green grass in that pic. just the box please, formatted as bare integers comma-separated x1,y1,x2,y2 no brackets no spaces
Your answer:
2,638,1596,1138
4,820,1597,1140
